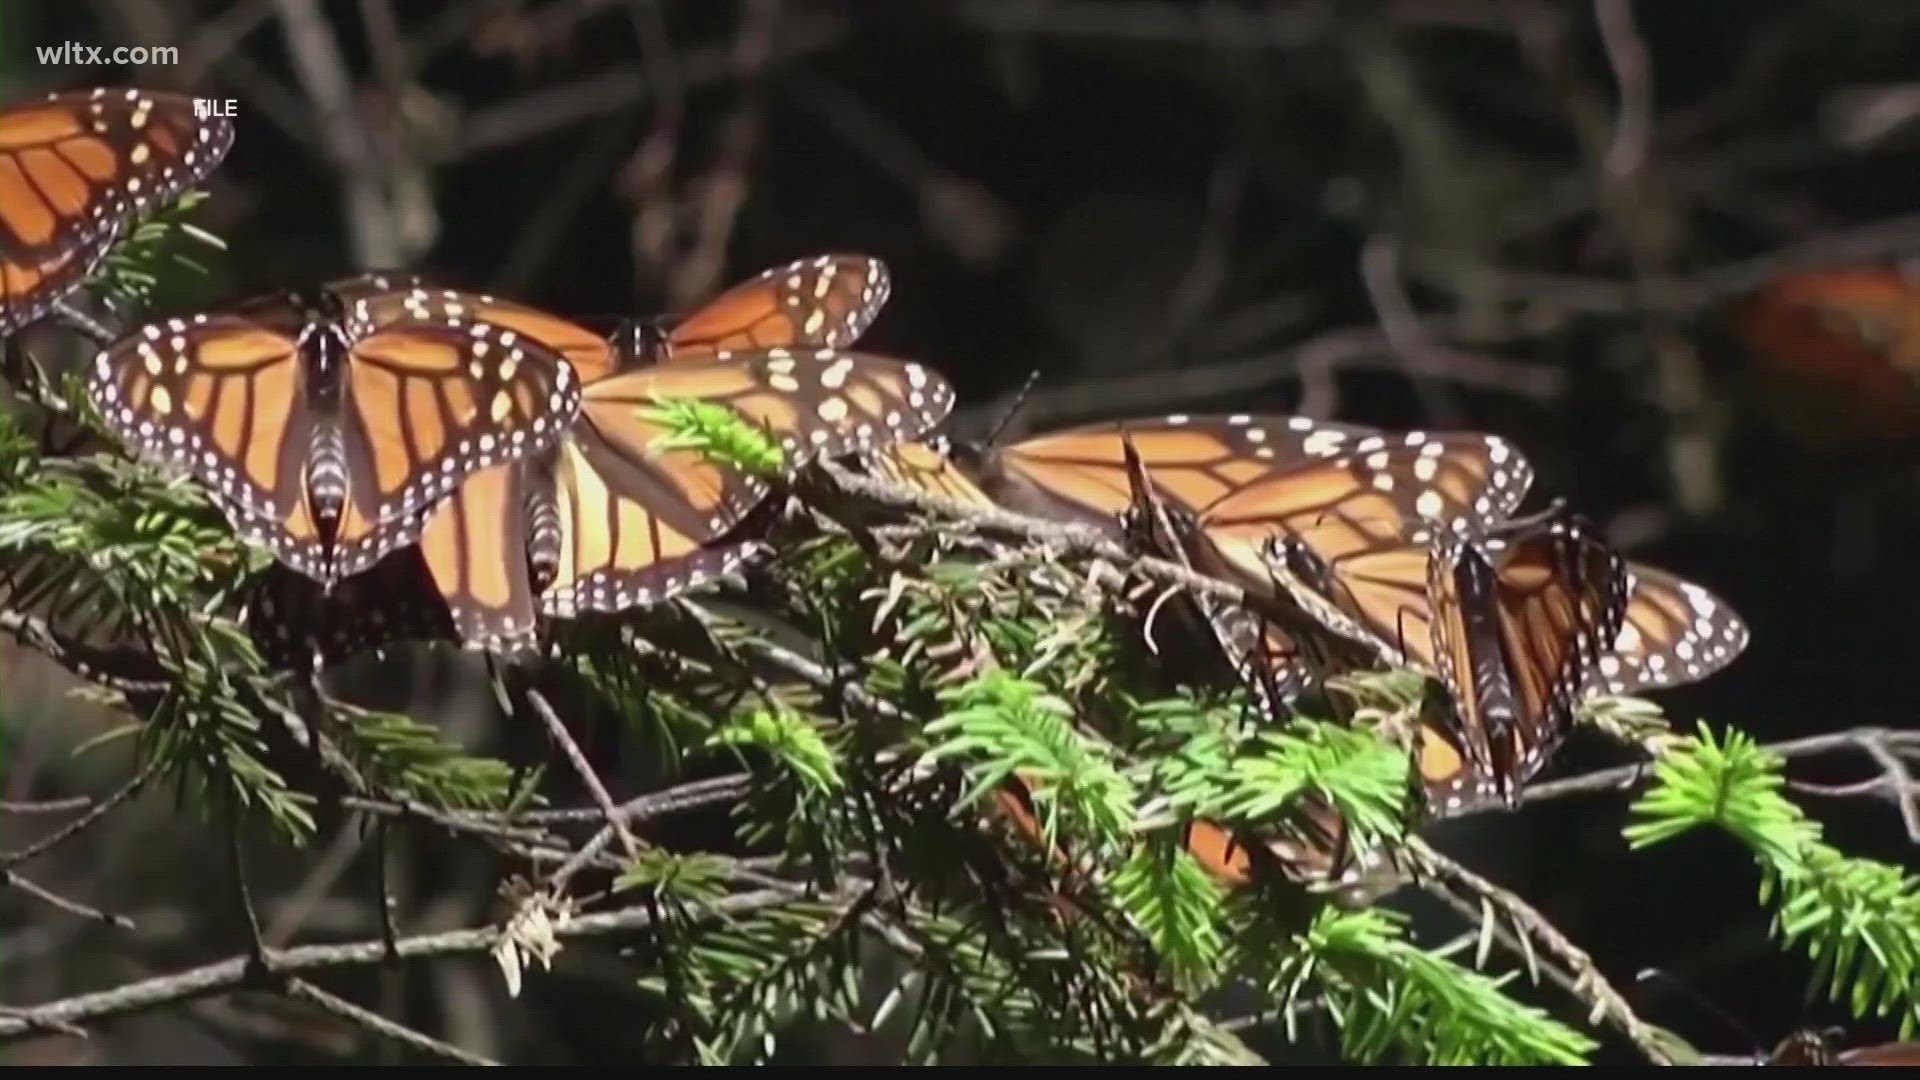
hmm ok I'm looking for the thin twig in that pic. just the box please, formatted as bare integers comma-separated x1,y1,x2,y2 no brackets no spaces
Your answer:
339,795,559,847
1858,735,1920,843
817,459,1249,610
285,977,500,1066
52,300,119,347
0,796,93,815
0,889,797,1041
3,869,135,930
443,20,844,164
372,821,401,964
265,819,367,950
1408,836,1676,1065
1,757,161,871
228,789,276,980
1462,726,1920,821
524,688,640,862
955,322,1565,438
660,0,780,312
274,0,407,268
0,1004,87,1040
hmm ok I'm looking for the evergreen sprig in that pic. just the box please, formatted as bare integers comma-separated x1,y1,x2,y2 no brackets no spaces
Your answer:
923,669,1138,856
95,189,227,310
330,701,517,812
707,703,843,799
642,396,787,477
1248,905,1599,1065
1109,838,1227,992
1625,723,1920,1033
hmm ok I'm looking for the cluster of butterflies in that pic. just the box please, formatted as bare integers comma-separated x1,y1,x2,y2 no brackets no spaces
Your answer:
858,412,1751,824
86,254,955,665
0,88,1750,847
0,88,960,669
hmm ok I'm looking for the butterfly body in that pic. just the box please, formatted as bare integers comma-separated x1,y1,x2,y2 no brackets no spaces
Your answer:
287,290,359,544
610,317,673,370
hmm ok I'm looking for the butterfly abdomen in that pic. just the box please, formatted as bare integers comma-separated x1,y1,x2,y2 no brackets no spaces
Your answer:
1451,551,1524,778
522,454,563,596
300,324,351,540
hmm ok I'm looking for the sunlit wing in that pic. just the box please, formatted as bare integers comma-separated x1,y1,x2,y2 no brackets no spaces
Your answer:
1585,561,1750,697
974,413,1387,534
417,458,541,654
860,437,996,511
662,254,892,363
539,347,956,619
0,87,234,333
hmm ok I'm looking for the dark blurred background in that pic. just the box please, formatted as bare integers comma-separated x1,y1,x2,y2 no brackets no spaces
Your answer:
5,0,1920,1064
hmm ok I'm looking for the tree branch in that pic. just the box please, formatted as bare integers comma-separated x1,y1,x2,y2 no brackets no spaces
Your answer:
1,757,162,871
3,869,135,930
524,688,640,863
0,888,798,1042
284,977,500,1066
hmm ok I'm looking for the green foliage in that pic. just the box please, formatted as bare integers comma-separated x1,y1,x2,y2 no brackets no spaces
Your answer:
707,703,843,799
642,395,787,476
1626,723,1920,1034
1110,839,1227,992
94,189,227,310
331,701,516,811
923,670,1138,855
1247,905,1598,1065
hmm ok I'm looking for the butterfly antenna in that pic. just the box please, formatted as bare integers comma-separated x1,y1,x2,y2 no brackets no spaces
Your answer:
981,369,1041,452
1631,967,1764,1056
1503,496,1572,532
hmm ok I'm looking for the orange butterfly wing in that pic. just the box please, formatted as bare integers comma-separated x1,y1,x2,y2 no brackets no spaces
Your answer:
0,87,233,333
661,254,892,363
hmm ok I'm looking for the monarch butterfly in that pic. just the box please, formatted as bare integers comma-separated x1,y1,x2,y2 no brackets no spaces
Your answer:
1766,1028,1920,1066
242,255,911,661
350,252,892,383
1733,266,1920,446
1122,421,1535,699
1262,501,1627,811
1262,509,1746,810
424,342,953,652
0,87,234,335
1414,508,1630,811
85,278,584,590
1105,424,1461,713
